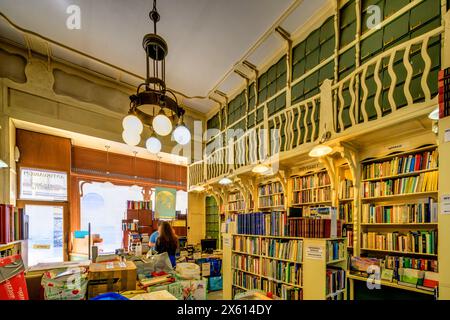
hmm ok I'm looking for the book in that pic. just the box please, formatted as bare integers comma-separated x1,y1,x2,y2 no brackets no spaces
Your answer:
0,204,29,244
362,199,438,224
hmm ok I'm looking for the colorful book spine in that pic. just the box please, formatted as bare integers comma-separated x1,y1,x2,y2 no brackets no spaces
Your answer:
127,201,152,210
362,150,438,180
361,171,438,198
288,217,343,238
361,230,437,254
362,199,438,224
0,205,28,244
236,212,288,236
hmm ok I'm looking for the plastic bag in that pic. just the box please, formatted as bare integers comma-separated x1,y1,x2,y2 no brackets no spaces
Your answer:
132,252,173,278
41,267,88,300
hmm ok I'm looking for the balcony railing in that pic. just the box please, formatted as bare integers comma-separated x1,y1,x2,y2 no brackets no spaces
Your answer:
188,25,443,188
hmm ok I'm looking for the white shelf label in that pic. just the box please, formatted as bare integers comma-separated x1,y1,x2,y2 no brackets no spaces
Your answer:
441,194,450,214
305,245,324,260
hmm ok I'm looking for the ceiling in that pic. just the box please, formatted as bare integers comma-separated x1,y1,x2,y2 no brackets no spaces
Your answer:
0,0,329,114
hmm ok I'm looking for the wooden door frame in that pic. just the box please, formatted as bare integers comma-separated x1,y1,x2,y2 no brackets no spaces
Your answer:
16,200,70,262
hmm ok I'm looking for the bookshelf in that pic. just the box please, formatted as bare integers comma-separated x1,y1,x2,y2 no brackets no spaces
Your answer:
290,170,332,216
351,145,439,296
123,201,154,252
226,190,249,217
230,210,347,300
258,181,285,211
337,164,355,253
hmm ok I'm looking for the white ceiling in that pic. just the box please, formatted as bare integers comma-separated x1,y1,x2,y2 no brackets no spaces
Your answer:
0,0,328,114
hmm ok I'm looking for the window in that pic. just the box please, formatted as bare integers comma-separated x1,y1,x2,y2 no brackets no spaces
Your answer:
80,182,188,253
80,182,143,253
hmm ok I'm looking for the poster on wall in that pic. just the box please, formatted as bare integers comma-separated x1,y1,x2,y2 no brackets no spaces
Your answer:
154,187,176,220
20,168,68,201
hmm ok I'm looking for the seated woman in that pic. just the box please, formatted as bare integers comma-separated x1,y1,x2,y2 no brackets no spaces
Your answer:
155,221,178,268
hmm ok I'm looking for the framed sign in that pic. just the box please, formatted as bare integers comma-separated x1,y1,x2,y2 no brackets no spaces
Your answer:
19,168,68,201
154,187,176,220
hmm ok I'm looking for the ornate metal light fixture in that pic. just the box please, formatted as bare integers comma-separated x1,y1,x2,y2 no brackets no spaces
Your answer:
122,0,191,151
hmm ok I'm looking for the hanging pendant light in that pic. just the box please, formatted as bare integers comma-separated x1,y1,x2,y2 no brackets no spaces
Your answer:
122,0,191,148
309,145,333,158
122,114,143,134
122,130,141,146
146,136,162,154
173,117,191,145
219,177,233,185
152,109,172,136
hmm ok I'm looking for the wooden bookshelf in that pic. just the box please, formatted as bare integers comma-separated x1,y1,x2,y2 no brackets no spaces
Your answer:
226,190,246,214
231,233,303,300
290,169,332,216
353,145,439,296
257,181,285,210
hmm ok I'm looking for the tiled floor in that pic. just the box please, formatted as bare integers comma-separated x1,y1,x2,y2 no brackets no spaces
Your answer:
207,290,223,300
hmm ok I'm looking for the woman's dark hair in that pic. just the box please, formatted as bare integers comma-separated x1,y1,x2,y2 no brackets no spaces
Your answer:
157,221,178,252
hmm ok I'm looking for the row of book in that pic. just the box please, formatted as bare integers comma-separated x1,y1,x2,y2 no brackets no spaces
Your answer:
261,259,302,286
362,149,438,180
232,271,303,300
261,238,303,263
385,255,438,274
339,202,353,223
232,261,303,293
292,187,331,204
361,230,437,254
260,279,303,300
127,201,152,210
346,230,353,248
258,194,285,208
288,217,343,238
233,270,260,291
227,201,246,212
361,199,438,224
236,212,288,236
339,179,354,199
233,236,303,263
0,241,22,258
122,219,139,231
0,204,29,244
233,235,259,254
258,182,283,196
228,192,244,202
327,240,346,261
439,67,450,118
292,172,330,190
326,268,346,296
361,171,438,198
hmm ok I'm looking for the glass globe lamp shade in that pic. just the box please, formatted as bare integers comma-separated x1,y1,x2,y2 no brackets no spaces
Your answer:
152,113,172,136
122,130,141,146
146,137,162,154
219,177,232,185
173,125,191,145
308,145,333,158
252,163,270,174
428,107,439,121
122,114,143,134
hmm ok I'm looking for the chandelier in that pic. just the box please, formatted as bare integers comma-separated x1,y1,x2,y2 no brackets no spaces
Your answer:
122,0,191,152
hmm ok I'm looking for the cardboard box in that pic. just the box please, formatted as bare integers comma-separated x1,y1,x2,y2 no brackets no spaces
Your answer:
88,261,137,298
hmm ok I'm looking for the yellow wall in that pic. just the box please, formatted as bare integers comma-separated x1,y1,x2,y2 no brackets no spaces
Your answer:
187,192,206,245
